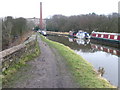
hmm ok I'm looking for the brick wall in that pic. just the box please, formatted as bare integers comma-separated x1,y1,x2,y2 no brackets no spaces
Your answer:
0,34,37,72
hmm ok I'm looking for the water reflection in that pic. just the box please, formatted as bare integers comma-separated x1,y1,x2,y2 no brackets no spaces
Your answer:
47,35,92,52
47,35,120,57
91,43,120,57
68,36,120,57
68,38,90,46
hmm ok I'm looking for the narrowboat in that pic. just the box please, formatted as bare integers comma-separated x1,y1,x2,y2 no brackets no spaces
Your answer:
91,31,120,44
69,30,90,39
76,30,90,39
69,31,78,38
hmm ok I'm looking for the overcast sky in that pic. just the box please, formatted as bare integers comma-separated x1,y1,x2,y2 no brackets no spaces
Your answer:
0,0,119,18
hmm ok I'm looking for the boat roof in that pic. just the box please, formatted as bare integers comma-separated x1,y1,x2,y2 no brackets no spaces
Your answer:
92,31,120,35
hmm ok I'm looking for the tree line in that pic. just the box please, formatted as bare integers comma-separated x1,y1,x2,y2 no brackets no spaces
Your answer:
46,13,119,33
2,16,35,50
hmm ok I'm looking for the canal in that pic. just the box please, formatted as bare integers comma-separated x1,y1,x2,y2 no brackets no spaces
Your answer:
46,35,119,87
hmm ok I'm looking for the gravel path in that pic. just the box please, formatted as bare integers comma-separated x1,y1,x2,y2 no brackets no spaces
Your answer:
6,35,80,88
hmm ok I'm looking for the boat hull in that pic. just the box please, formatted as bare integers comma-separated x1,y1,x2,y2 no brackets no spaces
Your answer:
91,37,120,44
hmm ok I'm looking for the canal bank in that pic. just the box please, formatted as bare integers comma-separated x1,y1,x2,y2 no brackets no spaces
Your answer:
40,34,115,88
46,35,119,87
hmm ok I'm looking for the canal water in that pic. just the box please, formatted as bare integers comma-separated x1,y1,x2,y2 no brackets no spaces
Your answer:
46,35,119,87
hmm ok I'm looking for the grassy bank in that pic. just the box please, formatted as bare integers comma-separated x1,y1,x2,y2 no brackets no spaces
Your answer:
40,34,115,88
2,40,40,86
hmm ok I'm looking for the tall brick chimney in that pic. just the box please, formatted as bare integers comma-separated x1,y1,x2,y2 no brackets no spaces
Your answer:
40,2,43,30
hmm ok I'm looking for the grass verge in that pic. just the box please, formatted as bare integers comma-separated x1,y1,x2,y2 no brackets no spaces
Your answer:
2,40,40,85
40,34,116,88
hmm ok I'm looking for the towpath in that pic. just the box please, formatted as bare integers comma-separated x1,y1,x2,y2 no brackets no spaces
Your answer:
5,35,80,88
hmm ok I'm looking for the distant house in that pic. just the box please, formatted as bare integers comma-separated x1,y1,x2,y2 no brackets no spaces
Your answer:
27,18,46,30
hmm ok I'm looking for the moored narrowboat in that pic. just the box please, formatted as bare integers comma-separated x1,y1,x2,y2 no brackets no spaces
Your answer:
69,30,90,39
69,31,78,38
76,30,90,39
91,31,120,44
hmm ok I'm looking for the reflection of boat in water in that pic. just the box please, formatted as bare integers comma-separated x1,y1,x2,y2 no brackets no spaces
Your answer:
76,38,90,45
68,37,90,45
91,43,120,56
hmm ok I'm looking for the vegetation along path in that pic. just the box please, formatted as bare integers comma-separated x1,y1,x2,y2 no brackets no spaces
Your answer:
6,34,79,88
4,33,115,88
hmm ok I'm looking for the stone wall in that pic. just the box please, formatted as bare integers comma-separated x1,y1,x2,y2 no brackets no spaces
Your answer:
0,34,37,72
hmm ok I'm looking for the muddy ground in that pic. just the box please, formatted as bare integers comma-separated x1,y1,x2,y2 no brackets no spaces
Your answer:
3,35,80,88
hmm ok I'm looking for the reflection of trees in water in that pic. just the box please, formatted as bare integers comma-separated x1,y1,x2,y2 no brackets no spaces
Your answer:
90,39,119,49
47,35,120,57
47,35,94,53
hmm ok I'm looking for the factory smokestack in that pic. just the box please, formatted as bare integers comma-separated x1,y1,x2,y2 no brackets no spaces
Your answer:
40,2,43,30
